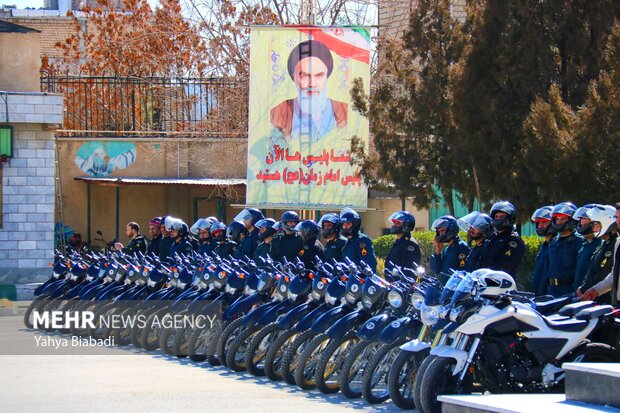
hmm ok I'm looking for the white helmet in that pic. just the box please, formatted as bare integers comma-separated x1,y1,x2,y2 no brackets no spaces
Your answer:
586,205,617,238
190,218,214,236
473,269,516,297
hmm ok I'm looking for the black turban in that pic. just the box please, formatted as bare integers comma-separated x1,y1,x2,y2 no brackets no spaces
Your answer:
287,40,334,79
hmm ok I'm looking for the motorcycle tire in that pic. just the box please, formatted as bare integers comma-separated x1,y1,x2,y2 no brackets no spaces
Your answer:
206,319,229,366
264,328,298,381
280,330,316,385
413,354,436,413
316,331,359,394
387,349,425,410
339,340,382,399
361,337,408,404
245,322,281,376
294,333,331,390
23,295,50,329
187,326,208,362
139,308,167,351
419,357,459,413
226,325,260,372
217,318,244,367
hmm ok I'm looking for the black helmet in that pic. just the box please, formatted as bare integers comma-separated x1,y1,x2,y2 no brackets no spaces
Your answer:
318,213,340,238
255,218,277,240
294,220,319,243
388,211,416,234
227,221,247,243
340,208,361,237
280,211,300,232
551,202,578,233
490,201,516,231
210,222,227,242
431,215,459,243
234,208,264,227
531,206,555,237
574,204,599,236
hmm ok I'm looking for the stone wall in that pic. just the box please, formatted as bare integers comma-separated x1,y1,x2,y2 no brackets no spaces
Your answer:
0,124,56,281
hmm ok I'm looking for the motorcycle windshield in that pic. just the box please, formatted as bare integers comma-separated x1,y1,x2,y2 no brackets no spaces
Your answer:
439,271,466,305
451,273,475,306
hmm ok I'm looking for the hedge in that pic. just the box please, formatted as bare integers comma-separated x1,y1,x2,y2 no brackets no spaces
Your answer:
374,231,542,292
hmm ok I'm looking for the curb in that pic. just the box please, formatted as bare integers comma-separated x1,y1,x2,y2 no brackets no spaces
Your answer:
0,283,41,301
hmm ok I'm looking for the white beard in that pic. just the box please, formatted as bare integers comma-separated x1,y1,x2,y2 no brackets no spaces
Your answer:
296,83,329,122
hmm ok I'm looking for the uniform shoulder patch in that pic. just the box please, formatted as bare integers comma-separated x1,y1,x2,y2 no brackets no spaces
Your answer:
509,241,518,248
458,253,466,260
605,251,613,257
359,243,366,249
407,246,416,251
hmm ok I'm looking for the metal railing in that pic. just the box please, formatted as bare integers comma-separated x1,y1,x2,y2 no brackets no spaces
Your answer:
41,74,248,137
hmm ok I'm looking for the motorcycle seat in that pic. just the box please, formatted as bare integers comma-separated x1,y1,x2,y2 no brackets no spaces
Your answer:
535,296,573,315
542,316,588,332
576,305,614,320
558,301,595,317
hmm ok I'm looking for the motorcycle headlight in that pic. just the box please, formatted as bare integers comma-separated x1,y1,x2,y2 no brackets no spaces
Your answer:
311,291,321,301
115,273,123,282
177,281,186,289
388,290,403,308
86,275,94,282
147,279,156,288
244,285,256,295
410,292,424,310
124,278,132,286
53,271,63,279
287,291,299,302
450,305,464,323
70,274,78,281
362,297,374,309
257,279,266,292
421,305,439,326
325,292,337,306
213,280,223,289
169,278,177,288
225,284,236,295
104,276,113,283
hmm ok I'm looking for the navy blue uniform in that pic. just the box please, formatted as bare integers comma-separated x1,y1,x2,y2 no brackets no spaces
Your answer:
159,236,174,262
237,227,259,260
530,240,551,296
254,241,273,264
215,240,237,259
147,234,162,257
430,236,470,277
297,238,325,269
342,232,377,272
324,236,346,263
465,240,488,272
198,238,216,256
573,237,602,291
483,230,525,276
272,233,304,263
168,238,194,260
123,234,146,256
546,232,582,296
385,232,421,270
579,234,616,303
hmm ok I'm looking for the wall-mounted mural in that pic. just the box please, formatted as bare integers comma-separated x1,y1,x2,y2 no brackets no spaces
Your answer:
75,141,137,177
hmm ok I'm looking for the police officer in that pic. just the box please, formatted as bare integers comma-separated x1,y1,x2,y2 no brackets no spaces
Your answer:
385,211,421,270
579,205,618,303
147,216,163,257
227,221,248,259
573,204,603,291
457,211,493,272
159,216,174,262
530,206,556,296
254,218,277,264
484,201,526,276
294,220,325,269
211,222,237,259
167,219,194,260
114,221,147,255
546,202,583,297
341,208,377,272
272,211,304,263
430,215,470,278
318,212,346,263
191,218,217,256
235,208,264,260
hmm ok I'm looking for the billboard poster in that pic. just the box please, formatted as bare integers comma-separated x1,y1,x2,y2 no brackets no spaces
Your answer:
247,26,370,208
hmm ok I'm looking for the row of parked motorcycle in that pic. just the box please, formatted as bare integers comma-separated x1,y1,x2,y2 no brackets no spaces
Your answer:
25,249,620,413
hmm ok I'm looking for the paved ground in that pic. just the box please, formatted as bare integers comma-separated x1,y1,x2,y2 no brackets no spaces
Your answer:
0,309,408,413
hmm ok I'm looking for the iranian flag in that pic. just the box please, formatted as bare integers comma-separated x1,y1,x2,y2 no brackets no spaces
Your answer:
291,26,371,65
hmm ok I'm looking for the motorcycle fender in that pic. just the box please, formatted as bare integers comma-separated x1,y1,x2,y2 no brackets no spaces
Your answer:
430,347,468,376
278,302,315,330
356,313,394,341
114,287,136,301
257,301,290,326
379,316,419,344
35,278,55,296
81,283,106,300
224,293,266,320
399,339,431,353
311,305,348,334
97,284,125,300
40,279,65,295
188,290,218,313
50,280,71,298
145,288,170,301
242,301,279,327
294,303,327,332
326,309,370,340
127,286,147,300
65,282,86,299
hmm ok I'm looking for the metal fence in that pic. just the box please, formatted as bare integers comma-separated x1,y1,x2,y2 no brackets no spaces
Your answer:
40,74,248,137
